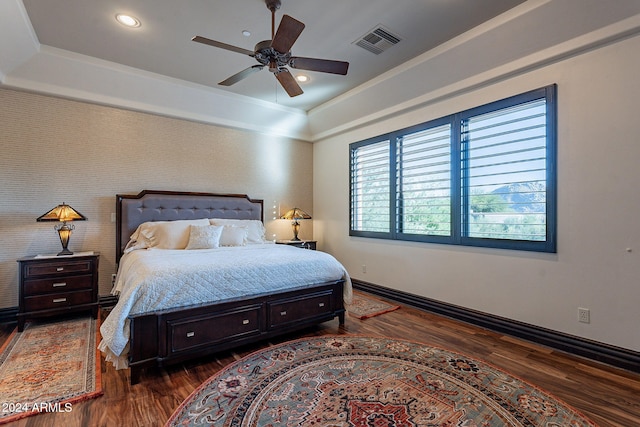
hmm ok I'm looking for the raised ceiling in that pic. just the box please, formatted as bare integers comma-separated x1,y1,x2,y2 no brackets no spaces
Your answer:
21,0,525,111
3,1,640,141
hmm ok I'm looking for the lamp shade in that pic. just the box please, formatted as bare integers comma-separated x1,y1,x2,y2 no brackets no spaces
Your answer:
37,203,87,223
37,203,87,256
280,208,311,221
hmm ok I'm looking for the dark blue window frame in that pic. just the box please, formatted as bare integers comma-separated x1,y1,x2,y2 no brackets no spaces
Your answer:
349,84,557,253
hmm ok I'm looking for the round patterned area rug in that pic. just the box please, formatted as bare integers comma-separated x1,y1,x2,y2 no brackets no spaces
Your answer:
166,336,597,426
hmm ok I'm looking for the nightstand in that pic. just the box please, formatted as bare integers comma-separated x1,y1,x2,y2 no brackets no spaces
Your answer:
276,240,317,250
17,252,99,331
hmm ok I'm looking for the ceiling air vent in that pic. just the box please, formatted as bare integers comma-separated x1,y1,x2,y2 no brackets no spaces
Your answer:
354,25,401,55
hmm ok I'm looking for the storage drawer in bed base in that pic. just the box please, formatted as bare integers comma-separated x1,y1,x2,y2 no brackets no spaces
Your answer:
267,290,334,329
127,280,346,385
168,304,262,353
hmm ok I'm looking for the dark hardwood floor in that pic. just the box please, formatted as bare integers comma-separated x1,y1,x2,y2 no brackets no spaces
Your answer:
2,291,639,426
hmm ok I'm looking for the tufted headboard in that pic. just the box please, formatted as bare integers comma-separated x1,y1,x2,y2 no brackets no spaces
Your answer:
116,190,263,262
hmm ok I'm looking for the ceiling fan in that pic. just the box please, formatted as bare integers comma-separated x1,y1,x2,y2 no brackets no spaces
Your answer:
192,0,349,97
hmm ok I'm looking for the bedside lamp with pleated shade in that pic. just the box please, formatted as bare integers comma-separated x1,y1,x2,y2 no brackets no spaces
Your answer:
37,203,87,256
280,207,311,241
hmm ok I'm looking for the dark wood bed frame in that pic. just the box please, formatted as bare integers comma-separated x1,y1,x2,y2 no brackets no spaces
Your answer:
115,190,345,385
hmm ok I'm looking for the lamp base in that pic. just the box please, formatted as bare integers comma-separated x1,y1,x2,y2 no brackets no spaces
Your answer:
291,220,301,241
55,222,74,256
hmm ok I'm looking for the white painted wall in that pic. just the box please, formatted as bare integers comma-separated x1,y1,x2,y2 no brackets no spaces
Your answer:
313,34,640,352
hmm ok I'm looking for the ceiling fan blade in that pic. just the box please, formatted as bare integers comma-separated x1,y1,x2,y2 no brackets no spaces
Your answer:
271,15,305,53
289,57,349,75
219,65,264,86
274,68,303,97
192,36,255,57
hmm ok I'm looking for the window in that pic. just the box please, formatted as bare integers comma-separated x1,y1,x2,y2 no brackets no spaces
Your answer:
350,138,391,234
350,85,557,252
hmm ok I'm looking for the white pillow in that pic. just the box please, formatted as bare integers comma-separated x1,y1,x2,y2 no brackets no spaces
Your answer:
210,219,266,243
123,239,147,254
219,225,248,246
135,218,210,249
185,225,224,250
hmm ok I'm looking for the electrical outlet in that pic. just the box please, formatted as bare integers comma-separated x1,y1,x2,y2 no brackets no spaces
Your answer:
578,307,590,324
111,273,117,286
362,265,367,273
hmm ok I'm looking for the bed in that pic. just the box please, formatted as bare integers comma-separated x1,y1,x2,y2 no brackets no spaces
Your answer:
99,190,350,385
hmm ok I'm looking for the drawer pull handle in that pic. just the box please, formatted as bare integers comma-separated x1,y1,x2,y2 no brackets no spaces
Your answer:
52,282,67,288
242,319,250,325
280,311,287,316
52,298,67,303
56,267,64,272
318,303,325,307
186,332,195,338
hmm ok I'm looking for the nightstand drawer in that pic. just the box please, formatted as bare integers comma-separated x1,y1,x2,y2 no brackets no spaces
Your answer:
23,290,94,312
23,274,93,296
24,259,93,278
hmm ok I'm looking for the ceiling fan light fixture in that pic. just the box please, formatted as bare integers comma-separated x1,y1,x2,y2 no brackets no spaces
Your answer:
116,14,141,28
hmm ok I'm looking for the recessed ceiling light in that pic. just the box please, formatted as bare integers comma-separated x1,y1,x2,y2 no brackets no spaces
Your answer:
116,14,141,28
242,30,251,37
296,75,309,83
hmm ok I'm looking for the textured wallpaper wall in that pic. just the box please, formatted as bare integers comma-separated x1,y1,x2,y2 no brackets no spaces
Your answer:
0,88,313,308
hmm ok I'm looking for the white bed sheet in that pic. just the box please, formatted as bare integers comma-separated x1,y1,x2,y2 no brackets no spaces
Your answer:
98,244,352,369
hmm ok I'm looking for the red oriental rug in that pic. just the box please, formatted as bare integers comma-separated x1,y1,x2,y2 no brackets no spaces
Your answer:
0,317,102,425
166,335,597,426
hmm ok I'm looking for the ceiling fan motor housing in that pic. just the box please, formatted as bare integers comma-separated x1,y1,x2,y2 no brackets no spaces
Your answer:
254,40,291,71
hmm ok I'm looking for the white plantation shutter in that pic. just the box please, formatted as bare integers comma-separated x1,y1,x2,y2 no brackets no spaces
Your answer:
350,139,391,233
462,99,548,241
397,124,452,237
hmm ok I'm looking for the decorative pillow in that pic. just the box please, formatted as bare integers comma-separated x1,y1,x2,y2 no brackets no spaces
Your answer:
135,218,210,249
219,225,248,247
185,225,224,250
210,219,266,243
